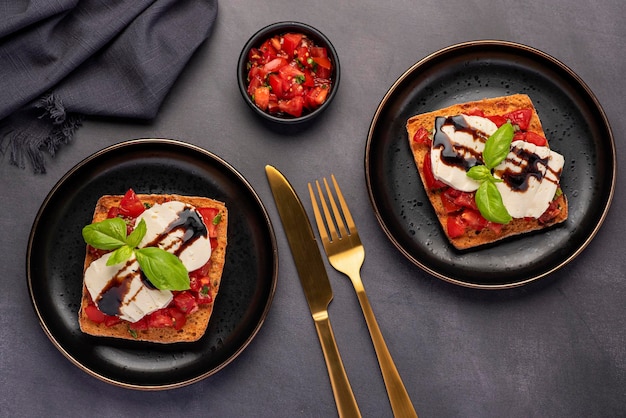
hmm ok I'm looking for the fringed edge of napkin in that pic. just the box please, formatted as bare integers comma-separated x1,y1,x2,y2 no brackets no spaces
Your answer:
0,93,83,174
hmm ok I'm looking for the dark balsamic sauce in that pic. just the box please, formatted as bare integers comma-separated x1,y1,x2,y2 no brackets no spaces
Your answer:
433,115,485,171
496,146,561,192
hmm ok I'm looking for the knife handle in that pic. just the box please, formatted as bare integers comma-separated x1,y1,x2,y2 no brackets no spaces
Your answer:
313,311,362,418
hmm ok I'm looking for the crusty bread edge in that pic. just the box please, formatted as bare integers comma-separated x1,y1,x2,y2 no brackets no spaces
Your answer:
78,194,228,343
406,94,568,250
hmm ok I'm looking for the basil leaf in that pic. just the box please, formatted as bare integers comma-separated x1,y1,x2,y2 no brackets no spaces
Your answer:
82,218,128,250
126,218,147,248
483,122,514,169
475,181,512,224
466,165,493,182
106,245,134,266
135,247,190,291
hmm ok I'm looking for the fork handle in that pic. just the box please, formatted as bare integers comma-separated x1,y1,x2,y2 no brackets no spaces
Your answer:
313,311,362,418
352,277,418,418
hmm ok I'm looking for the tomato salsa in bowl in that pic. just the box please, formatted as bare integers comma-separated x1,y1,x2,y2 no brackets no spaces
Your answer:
237,21,340,125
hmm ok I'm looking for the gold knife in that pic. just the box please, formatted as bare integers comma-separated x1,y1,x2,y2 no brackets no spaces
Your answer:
266,165,362,418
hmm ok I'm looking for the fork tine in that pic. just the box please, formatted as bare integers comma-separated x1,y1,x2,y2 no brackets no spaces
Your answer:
330,175,357,235
323,177,349,240
316,179,340,242
308,183,330,245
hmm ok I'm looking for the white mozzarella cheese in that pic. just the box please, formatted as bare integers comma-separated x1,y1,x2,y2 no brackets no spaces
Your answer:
84,252,173,322
135,201,212,271
494,140,564,218
431,115,498,192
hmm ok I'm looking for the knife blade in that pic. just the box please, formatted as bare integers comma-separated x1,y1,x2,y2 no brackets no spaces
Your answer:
265,165,361,418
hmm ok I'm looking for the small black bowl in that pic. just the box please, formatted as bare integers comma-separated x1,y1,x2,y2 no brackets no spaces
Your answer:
237,21,340,125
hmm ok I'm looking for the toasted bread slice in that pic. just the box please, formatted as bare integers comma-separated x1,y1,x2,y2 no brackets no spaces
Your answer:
406,94,568,250
79,194,228,343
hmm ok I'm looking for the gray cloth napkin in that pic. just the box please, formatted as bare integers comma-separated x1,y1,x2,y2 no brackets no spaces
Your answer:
0,0,218,173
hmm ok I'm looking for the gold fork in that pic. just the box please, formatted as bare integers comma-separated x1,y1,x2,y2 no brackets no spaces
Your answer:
308,175,418,418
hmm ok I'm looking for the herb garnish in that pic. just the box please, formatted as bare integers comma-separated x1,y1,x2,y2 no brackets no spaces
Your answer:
466,122,514,224
82,218,190,290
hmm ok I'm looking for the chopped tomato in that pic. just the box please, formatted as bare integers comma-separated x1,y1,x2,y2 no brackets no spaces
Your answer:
452,191,478,210
147,309,174,328
447,215,466,238
246,32,333,117
263,57,288,73
84,305,106,323
169,308,187,330
423,152,447,190
538,199,561,224
173,291,198,314
282,33,303,57
197,207,220,237
440,192,461,214
461,209,489,231
503,108,532,130
464,108,485,117
190,259,212,280
305,86,329,108
279,96,304,117
253,86,270,111
118,188,145,218
129,317,148,331
487,115,508,127
106,207,120,219
412,127,431,145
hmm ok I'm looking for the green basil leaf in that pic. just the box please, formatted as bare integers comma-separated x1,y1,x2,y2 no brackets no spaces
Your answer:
475,181,512,224
106,245,134,266
82,218,128,250
483,122,514,169
135,247,190,291
466,165,493,182
126,218,147,248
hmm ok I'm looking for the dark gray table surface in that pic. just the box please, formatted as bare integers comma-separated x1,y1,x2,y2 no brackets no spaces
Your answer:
2,1,625,417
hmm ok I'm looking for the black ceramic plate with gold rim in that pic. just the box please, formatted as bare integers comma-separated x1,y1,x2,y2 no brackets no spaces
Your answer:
365,40,615,289
27,139,278,389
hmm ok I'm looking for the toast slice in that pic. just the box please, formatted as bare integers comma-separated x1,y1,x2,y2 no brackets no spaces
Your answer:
79,193,228,343
406,94,568,250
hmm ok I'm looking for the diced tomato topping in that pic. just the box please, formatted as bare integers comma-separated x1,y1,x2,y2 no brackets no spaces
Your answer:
305,86,329,109
129,317,148,331
538,199,561,224
169,308,187,330
464,108,485,117
147,309,174,328
246,32,333,117
487,115,508,127
118,188,145,218
84,305,106,323
503,108,532,130
423,152,447,190
278,96,304,117
447,215,466,238
253,86,270,111
197,207,220,238
461,209,489,231
104,315,122,327
282,33,303,58
412,127,431,146
452,191,478,211
173,291,198,315
440,192,461,214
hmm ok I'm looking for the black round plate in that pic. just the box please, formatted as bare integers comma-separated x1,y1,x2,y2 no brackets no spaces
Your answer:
27,139,278,389
365,41,615,289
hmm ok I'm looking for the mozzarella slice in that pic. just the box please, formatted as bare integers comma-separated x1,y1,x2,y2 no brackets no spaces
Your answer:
135,201,212,271
84,252,173,322
494,140,564,218
431,115,498,192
